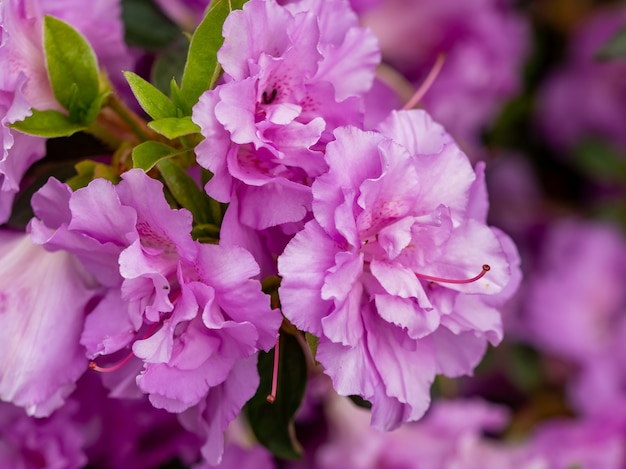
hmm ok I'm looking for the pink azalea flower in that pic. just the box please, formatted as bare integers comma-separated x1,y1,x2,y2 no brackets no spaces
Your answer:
192,0,380,230
0,230,97,417
278,109,519,430
29,169,281,461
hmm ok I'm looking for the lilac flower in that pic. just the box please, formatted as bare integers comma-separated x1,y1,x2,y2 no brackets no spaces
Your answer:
29,169,281,461
521,219,626,419
71,373,203,469
192,0,380,231
0,400,87,469
537,5,626,151
525,416,625,469
317,395,542,469
523,220,626,363
278,109,519,430
0,230,97,417
359,0,528,154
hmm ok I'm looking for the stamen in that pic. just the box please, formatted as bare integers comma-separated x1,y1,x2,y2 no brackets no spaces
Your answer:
89,353,134,373
402,53,446,110
266,336,280,403
415,264,490,285
89,322,161,373
262,88,278,105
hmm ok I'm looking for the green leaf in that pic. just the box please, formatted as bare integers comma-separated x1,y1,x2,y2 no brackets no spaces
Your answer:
304,332,319,364
170,78,189,115
348,395,372,410
574,139,626,183
157,158,212,224
124,71,177,120
148,117,200,139
65,160,118,190
132,141,180,172
121,0,180,49
596,25,626,60
83,90,111,125
151,36,190,96
43,15,99,121
191,223,221,241
180,0,247,110
246,333,307,460
11,109,86,137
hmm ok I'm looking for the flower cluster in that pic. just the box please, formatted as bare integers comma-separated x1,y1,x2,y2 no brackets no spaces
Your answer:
5,0,624,467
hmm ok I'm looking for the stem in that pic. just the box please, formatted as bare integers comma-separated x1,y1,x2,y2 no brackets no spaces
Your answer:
85,121,123,149
107,93,153,142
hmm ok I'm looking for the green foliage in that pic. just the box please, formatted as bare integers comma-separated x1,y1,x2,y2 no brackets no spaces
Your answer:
11,109,86,137
132,141,180,172
121,0,180,49
151,36,190,96
148,117,200,139
124,72,178,120
246,332,307,460
43,16,100,123
574,139,626,183
157,158,213,224
65,160,119,190
180,0,247,111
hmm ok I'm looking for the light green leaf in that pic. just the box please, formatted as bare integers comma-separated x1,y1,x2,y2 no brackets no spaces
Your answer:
157,158,212,224
132,141,180,172
148,117,200,139
124,71,177,120
11,109,86,137
180,0,247,111
43,15,99,121
65,160,118,190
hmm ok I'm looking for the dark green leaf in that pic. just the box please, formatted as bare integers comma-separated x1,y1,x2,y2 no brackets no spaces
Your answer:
11,109,86,137
124,71,177,120
180,0,247,110
148,117,200,139
246,332,307,460
574,139,626,183
596,25,626,60
5,162,77,230
121,0,180,49
191,223,221,241
132,141,180,172
157,158,212,224
151,36,190,96
348,395,372,410
43,16,99,120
